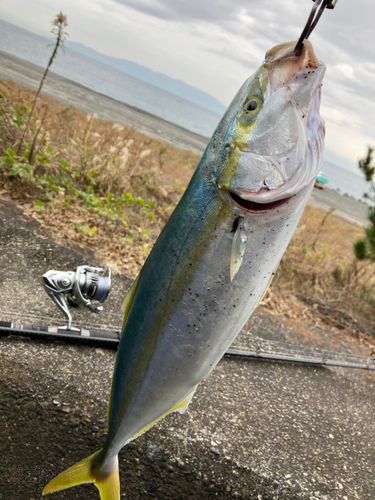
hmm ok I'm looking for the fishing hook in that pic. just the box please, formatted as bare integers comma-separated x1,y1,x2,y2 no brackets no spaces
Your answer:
293,0,338,56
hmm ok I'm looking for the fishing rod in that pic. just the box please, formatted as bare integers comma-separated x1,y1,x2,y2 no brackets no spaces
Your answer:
1,260,374,372
226,349,375,371
0,264,118,343
294,0,338,56
1,318,375,371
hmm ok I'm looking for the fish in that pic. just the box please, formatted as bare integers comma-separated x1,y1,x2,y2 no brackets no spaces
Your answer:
43,39,325,500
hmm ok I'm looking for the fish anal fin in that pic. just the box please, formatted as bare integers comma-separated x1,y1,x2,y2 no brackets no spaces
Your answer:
128,386,198,443
174,385,197,414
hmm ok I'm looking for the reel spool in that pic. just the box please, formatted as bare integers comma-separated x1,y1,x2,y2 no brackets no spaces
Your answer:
42,266,111,330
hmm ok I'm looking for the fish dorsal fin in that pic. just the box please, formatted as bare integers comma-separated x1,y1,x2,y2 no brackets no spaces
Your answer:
230,218,247,281
107,273,142,427
121,272,142,332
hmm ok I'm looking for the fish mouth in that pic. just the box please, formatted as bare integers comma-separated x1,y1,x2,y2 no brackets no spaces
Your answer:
228,191,293,213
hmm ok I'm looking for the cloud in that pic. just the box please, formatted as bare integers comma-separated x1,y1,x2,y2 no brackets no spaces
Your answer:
3,0,375,162
112,0,374,161
59,0,375,160
114,0,262,23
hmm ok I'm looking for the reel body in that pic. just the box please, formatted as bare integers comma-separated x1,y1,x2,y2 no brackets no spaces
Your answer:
42,266,111,330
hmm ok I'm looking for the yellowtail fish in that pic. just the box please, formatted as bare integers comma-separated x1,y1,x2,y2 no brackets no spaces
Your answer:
43,39,325,500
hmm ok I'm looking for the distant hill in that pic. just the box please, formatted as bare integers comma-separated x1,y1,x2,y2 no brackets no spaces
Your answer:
66,41,226,115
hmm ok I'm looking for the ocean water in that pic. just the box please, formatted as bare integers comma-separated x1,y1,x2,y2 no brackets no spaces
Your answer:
320,160,370,203
0,19,369,202
0,19,221,138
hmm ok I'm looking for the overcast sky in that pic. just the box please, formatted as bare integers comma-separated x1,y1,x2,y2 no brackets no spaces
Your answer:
1,0,374,164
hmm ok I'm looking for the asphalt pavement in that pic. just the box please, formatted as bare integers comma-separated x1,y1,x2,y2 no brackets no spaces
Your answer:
309,188,368,226
0,200,374,500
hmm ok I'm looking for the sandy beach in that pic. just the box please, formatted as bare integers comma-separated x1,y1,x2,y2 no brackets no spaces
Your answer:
0,49,369,226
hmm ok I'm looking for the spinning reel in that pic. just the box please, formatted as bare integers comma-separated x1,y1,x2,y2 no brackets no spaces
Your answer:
42,266,111,330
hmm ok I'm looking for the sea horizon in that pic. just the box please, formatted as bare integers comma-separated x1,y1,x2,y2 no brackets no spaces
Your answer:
0,17,370,203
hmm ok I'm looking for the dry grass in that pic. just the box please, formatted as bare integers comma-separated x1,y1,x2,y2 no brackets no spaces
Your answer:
0,80,197,191
0,79,199,276
1,79,374,321
262,204,375,321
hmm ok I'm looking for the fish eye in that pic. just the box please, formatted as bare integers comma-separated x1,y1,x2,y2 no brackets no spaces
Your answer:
246,99,258,112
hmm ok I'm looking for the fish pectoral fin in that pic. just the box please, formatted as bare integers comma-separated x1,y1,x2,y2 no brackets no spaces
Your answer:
43,450,120,500
230,218,247,281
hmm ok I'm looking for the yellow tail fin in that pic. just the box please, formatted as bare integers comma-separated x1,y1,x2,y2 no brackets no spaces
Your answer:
42,450,119,500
